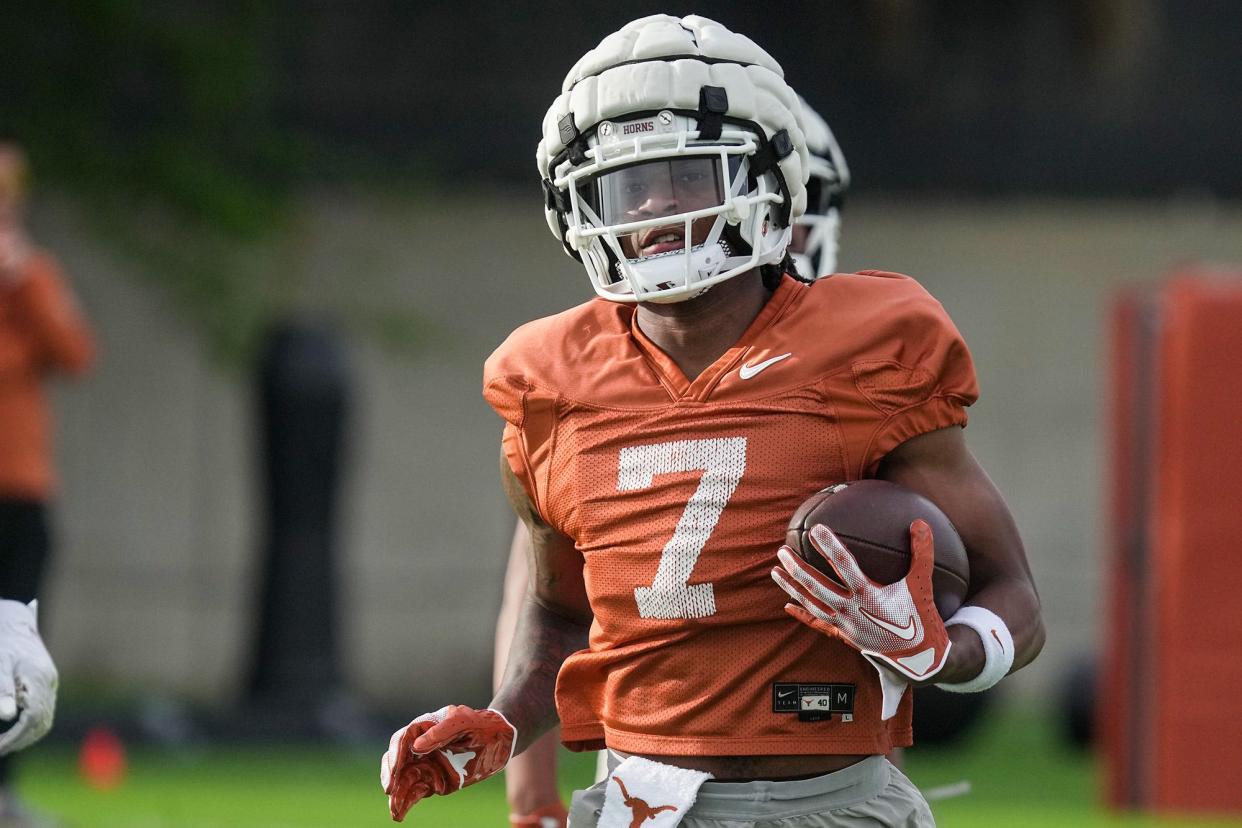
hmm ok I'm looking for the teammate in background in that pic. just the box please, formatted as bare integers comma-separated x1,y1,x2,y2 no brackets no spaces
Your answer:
0,142,94,822
383,15,1042,827
788,97,849,280
492,94,852,828
494,526,570,827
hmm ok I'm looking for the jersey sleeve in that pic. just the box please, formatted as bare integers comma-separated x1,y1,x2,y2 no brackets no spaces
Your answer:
483,340,559,524
836,272,979,477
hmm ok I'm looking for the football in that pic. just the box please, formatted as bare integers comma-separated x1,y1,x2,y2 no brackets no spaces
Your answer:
785,479,970,619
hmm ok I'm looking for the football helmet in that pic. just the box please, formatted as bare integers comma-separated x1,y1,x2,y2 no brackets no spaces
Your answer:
791,97,849,278
537,15,809,303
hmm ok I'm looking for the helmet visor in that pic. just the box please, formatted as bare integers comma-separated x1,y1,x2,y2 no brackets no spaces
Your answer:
582,156,729,226
577,155,742,260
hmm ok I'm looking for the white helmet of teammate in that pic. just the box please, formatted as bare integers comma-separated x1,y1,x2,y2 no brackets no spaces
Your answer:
537,14,809,303
792,96,850,278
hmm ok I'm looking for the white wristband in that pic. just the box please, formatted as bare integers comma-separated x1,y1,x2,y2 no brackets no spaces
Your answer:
935,605,1014,694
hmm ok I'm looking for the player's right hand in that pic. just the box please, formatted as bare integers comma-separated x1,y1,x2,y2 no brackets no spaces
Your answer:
380,704,516,822
0,599,58,756
772,520,950,720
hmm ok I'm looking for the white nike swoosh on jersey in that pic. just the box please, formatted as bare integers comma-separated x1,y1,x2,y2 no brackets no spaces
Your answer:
739,352,792,379
859,607,920,641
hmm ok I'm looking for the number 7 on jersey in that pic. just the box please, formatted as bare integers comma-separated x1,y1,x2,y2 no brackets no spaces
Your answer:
617,437,748,620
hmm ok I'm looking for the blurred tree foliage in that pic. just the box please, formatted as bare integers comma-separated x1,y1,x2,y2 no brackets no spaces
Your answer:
0,1,310,366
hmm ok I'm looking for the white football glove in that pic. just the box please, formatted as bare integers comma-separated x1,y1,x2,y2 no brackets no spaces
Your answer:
772,521,952,720
0,599,58,755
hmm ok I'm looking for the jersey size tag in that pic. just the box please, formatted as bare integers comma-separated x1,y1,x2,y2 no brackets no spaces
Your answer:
772,682,855,722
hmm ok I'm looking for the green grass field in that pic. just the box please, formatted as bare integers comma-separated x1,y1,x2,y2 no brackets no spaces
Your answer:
14,705,1242,827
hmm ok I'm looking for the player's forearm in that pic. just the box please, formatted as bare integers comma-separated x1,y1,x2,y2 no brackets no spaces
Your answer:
933,576,1044,684
489,594,589,755
494,523,531,690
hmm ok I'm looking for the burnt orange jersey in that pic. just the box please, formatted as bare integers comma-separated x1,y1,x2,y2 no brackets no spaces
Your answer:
0,251,95,499
483,272,977,757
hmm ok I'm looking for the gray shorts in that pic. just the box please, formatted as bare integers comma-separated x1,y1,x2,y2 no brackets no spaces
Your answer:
568,755,934,828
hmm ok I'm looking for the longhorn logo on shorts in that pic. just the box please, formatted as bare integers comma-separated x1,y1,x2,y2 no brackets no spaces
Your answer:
611,775,678,827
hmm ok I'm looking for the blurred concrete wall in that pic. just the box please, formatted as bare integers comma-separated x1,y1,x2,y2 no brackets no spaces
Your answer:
32,192,1242,711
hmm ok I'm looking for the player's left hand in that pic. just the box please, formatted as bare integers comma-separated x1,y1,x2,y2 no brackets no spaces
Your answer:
0,599,58,756
771,520,951,720
380,704,516,822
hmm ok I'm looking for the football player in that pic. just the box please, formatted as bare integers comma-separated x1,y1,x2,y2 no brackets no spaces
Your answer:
0,140,90,821
492,93,853,828
383,15,1043,827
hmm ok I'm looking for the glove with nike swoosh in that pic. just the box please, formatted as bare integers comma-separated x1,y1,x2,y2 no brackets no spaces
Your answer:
380,704,516,822
771,519,951,720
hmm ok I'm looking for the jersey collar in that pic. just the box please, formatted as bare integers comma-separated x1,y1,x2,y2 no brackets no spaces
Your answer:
629,275,803,401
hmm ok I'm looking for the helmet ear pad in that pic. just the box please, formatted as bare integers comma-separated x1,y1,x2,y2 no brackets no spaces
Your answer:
729,157,795,273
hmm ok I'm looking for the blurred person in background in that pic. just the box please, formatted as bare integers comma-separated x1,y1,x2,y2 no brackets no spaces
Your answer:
0,141,95,825
491,94,851,828
787,97,849,282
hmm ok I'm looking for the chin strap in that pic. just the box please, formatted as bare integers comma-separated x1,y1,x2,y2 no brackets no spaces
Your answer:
611,237,735,284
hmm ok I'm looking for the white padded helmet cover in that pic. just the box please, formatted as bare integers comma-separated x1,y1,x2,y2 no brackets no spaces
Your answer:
537,14,808,242
563,14,784,85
